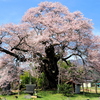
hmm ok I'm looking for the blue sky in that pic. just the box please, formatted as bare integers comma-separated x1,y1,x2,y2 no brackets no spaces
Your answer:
0,0,100,36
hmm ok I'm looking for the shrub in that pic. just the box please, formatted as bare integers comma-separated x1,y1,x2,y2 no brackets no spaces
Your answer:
58,83,73,96
20,71,36,88
37,72,48,89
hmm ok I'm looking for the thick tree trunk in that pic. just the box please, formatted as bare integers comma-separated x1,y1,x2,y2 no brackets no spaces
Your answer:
42,45,59,89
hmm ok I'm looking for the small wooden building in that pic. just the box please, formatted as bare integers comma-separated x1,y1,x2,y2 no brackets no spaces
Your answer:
66,80,81,94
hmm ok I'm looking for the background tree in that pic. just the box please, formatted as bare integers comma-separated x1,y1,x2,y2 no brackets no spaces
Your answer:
0,2,100,89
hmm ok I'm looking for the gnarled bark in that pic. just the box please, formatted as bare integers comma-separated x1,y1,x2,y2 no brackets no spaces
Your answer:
42,45,60,89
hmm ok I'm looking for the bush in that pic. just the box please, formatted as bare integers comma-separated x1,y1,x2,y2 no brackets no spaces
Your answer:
58,83,73,96
20,71,36,88
37,72,48,89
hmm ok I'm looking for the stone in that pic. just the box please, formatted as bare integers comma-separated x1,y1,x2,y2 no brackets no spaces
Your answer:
24,84,36,94
24,95,32,99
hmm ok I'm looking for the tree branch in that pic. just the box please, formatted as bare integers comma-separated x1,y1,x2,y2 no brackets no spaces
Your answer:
11,47,28,52
0,47,26,62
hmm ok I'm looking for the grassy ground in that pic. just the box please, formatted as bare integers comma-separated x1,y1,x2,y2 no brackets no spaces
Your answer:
36,91,100,100
1,91,100,100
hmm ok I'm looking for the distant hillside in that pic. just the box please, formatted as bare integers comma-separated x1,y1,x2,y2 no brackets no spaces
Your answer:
70,59,84,67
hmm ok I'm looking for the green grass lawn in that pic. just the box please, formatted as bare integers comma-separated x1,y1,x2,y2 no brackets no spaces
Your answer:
0,91,100,100
36,91,100,100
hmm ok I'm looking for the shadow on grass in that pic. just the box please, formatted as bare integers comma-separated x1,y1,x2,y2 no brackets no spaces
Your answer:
37,95,42,98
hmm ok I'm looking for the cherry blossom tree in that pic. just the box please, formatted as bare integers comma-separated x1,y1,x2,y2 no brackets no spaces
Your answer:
0,55,22,90
0,1,100,89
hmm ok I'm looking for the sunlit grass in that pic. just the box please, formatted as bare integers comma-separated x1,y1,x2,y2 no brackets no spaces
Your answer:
0,89,100,100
